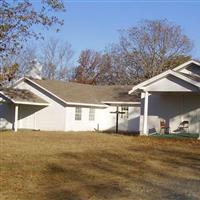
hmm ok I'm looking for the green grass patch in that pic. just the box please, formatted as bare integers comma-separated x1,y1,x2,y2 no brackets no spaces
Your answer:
152,133,199,139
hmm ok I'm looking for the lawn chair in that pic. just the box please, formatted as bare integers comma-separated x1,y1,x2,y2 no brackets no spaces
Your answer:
160,120,170,134
177,121,189,133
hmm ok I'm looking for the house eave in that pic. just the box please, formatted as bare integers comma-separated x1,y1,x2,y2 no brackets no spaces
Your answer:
66,102,108,108
12,101,49,106
101,101,141,105
129,69,200,94
0,91,49,106
173,60,200,72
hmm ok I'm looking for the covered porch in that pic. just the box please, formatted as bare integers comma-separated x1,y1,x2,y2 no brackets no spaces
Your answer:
141,91,200,135
140,72,200,136
0,88,48,132
128,60,200,138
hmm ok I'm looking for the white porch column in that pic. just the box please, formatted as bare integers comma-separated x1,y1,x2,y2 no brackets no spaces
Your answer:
14,104,19,132
64,107,68,131
143,91,149,135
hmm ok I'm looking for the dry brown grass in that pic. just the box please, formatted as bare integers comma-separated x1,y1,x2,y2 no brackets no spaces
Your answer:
0,131,200,200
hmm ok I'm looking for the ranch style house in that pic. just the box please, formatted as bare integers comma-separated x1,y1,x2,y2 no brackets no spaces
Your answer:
0,60,200,135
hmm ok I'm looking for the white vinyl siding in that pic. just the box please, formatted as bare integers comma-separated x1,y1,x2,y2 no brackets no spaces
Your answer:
89,107,95,121
75,107,82,120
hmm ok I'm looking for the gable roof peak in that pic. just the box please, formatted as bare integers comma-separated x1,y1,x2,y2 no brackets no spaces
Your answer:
16,77,139,105
173,60,200,72
129,60,200,94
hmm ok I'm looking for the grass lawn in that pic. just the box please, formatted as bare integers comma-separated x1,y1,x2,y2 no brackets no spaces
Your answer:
0,131,200,200
152,133,199,140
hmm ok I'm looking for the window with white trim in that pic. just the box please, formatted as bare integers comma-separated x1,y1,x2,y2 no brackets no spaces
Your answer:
75,107,82,120
89,107,95,121
120,106,129,119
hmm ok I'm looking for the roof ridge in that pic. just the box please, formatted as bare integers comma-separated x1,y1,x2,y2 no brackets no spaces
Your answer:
28,78,139,105
35,79,133,88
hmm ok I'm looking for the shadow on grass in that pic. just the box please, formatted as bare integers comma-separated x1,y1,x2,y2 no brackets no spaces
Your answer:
42,144,200,200
98,130,140,137
0,129,13,132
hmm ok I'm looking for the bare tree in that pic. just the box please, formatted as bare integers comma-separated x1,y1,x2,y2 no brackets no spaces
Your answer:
1,38,74,84
73,49,103,84
0,0,65,85
17,45,38,77
40,38,74,80
0,0,65,58
57,42,74,81
107,19,193,84
0,44,38,85
0,62,18,86
95,53,115,85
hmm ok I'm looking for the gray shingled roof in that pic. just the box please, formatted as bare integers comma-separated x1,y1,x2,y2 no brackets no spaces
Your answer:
31,79,140,104
0,88,48,104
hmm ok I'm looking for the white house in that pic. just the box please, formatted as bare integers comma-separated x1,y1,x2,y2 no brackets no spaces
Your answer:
0,60,200,135
129,60,200,135
0,77,140,132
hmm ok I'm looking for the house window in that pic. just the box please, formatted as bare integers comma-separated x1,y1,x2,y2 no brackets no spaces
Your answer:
75,107,82,120
89,107,95,121
121,106,129,119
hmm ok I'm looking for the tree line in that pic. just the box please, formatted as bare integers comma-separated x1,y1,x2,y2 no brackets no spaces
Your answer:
0,0,195,86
